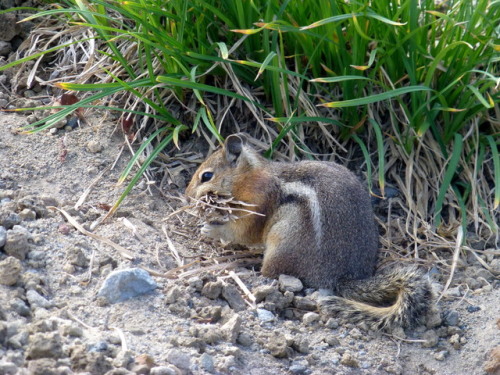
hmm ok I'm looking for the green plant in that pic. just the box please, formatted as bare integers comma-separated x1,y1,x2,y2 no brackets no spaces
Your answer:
1,0,498,248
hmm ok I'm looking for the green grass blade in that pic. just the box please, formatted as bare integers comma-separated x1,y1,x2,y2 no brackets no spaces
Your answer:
156,76,266,110
466,84,494,108
352,134,373,194
370,119,386,196
486,135,500,209
319,86,432,108
310,76,373,83
107,129,177,218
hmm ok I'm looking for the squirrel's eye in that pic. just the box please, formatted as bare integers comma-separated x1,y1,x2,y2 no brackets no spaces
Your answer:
201,171,214,183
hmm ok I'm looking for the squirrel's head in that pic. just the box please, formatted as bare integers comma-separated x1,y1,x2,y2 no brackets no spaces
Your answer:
185,134,265,199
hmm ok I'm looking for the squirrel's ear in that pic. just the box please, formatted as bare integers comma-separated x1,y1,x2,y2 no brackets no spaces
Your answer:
225,134,247,164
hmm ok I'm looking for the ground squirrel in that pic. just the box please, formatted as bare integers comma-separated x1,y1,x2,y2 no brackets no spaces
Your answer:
186,134,433,329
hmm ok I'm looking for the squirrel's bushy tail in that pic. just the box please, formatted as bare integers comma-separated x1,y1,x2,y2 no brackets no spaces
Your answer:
319,266,433,330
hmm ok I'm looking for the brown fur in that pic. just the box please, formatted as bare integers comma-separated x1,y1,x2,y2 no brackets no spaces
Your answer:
186,134,433,329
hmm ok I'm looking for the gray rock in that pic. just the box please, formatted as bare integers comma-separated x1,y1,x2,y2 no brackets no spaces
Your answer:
166,349,191,370
201,280,223,299
444,310,459,326
26,289,53,309
278,274,303,293
26,332,63,359
289,360,309,374
325,318,339,329
67,246,89,267
199,353,215,373
434,350,449,361
425,308,442,328
165,285,182,304
237,332,254,347
3,225,30,260
360,361,372,369
267,334,292,358
97,268,157,304
222,314,242,343
302,312,320,325
61,323,83,337
222,284,246,311
150,366,180,375
257,308,275,323
0,13,21,42
252,285,276,302
340,352,359,368
422,330,439,348
0,256,22,285
87,140,103,153
0,321,6,345
8,330,28,349
18,208,36,221
0,210,21,230
0,361,18,375
293,336,310,354
293,296,316,311
324,335,340,347
0,225,6,247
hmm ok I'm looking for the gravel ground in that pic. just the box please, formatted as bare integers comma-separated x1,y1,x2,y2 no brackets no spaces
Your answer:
0,111,499,375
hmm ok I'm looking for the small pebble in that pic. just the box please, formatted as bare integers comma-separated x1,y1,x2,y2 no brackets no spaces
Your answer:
325,318,339,329
222,284,247,311
166,349,191,370
86,140,103,153
289,363,308,374
360,361,372,369
3,225,31,260
257,308,275,323
150,366,180,375
421,330,439,348
222,314,242,343
302,312,320,325
26,332,63,359
10,298,31,317
26,289,53,309
433,350,448,361
0,226,7,247
444,310,459,326
467,305,481,313
252,285,276,302
340,352,359,368
279,274,303,293
200,353,215,373
201,281,223,300
0,256,22,285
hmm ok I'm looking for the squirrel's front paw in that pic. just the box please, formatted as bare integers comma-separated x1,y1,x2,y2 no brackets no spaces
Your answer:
200,221,225,239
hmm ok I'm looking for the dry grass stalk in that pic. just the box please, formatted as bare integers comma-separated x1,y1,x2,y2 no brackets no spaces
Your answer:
227,270,257,308
49,206,135,260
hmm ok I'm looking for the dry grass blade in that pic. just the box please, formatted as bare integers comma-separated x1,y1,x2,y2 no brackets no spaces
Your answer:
437,226,464,303
49,206,134,260
162,225,184,267
74,165,112,210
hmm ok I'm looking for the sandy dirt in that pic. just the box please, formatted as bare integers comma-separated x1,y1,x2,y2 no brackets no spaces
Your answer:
0,112,499,375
